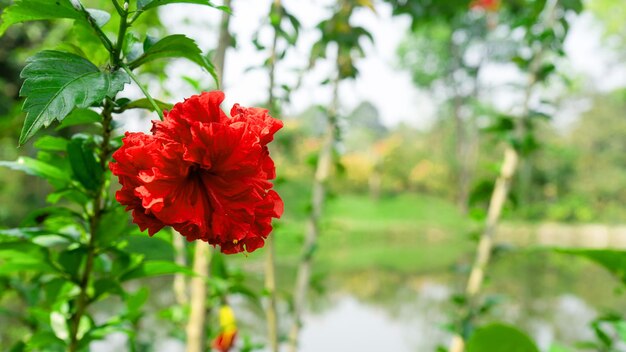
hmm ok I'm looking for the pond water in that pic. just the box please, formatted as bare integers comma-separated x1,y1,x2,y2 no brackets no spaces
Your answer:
91,248,625,352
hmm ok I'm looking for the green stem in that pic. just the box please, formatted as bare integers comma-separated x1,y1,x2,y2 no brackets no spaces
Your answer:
112,3,129,68
76,0,114,54
111,0,124,16
121,64,164,120
128,10,143,25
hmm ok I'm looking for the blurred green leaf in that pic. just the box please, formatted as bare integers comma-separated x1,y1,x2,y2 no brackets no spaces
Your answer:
50,311,69,342
45,278,80,310
120,260,194,281
19,50,129,144
57,247,87,281
95,206,129,247
0,157,69,183
548,344,571,352
137,0,229,12
34,136,69,152
27,331,65,350
0,0,80,36
93,278,124,300
67,137,102,192
467,323,539,352
557,249,626,286
84,8,110,27
124,287,149,321
128,35,217,84
56,109,101,131
125,235,175,261
123,98,173,112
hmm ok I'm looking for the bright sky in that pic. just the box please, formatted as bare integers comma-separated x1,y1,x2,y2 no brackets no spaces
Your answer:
152,0,625,130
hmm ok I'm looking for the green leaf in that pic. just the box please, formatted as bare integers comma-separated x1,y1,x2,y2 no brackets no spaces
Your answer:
123,32,143,62
128,35,217,83
67,137,102,191
557,249,626,285
34,136,69,152
50,311,69,342
467,323,539,352
27,331,65,350
124,287,149,321
19,51,129,144
137,0,228,12
93,278,124,300
125,235,175,261
0,157,69,182
0,0,80,36
120,260,195,281
95,206,129,247
123,98,173,112
45,278,80,310
56,108,101,131
84,8,110,27
0,0,113,38
0,241,57,275
57,247,87,280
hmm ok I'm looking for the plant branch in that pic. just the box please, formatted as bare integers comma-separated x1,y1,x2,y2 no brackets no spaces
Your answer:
185,242,212,352
447,1,558,351
213,0,233,87
112,1,129,68
111,0,124,16
265,1,282,351
121,64,164,120
68,100,115,352
288,45,341,352
75,0,114,54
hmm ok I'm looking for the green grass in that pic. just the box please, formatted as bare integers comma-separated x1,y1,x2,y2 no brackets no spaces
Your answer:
244,186,476,275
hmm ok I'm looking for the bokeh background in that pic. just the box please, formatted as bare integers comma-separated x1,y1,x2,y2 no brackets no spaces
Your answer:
1,0,626,351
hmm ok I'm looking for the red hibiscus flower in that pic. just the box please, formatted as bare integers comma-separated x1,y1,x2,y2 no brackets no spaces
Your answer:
110,91,284,254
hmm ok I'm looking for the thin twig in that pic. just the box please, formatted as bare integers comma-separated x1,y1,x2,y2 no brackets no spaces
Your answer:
265,1,282,351
288,47,341,352
121,64,164,120
185,242,212,352
447,1,559,351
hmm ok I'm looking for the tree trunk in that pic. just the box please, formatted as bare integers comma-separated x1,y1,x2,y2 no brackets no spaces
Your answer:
287,66,340,352
185,5,232,351
185,242,211,352
214,0,232,86
447,3,556,350
173,233,188,305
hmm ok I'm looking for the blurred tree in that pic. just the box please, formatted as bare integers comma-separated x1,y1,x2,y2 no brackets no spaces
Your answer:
567,91,626,221
288,0,374,350
398,13,488,212
342,102,387,198
447,0,584,350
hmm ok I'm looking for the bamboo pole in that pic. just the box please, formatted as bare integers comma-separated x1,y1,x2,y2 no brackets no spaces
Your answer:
173,234,188,305
185,3,232,351
287,54,341,352
447,2,557,351
185,242,212,352
214,0,232,86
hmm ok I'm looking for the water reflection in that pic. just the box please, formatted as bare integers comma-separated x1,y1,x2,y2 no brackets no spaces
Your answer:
299,283,451,352
90,250,624,352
